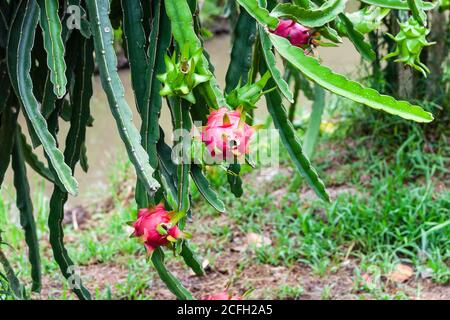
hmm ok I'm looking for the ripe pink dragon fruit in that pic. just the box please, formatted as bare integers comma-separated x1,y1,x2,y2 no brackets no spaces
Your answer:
201,107,254,161
132,204,182,253
270,19,311,47
201,292,242,300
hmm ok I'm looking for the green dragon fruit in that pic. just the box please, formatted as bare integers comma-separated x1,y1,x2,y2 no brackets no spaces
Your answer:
157,47,211,103
384,17,435,77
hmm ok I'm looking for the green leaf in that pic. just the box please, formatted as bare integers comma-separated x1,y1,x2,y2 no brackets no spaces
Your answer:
7,0,79,195
79,142,89,173
360,0,436,10
121,0,160,208
18,126,56,184
262,61,329,201
0,63,11,112
337,6,390,35
135,0,171,208
269,33,433,122
227,163,244,198
236,0,279,29
303,85,326,158
48,186,91,300
271,0,346,28
64,35,93,172
46,111,91,300
191,164,225,212
121,0,148,115
225,8,257,93
170,98,191,214
338,13,376,62
406,0,427,25
0,99,18,187
46,35,93,301
259,26,294,102
141,0,172,167
151,247,194,300
87,0,160,195
180,242,204,276
157,135,180,208
142,0,171,165
0,243,25,300
37,0,67,98
40,5,81,119
12,128,41,292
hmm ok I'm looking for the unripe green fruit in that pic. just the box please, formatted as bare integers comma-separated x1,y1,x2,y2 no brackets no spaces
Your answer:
157,48,211,103
384,17,435,77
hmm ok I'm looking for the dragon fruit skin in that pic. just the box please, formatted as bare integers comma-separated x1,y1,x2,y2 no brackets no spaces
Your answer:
271,19,311,47
132,204,182,253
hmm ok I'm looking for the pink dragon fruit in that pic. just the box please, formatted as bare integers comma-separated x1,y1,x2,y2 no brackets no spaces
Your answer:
270,19,311,47
132,204,182,253
201,292,242,300
201,107,254,161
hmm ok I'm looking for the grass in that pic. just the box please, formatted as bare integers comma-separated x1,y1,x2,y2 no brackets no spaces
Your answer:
0,113,448,299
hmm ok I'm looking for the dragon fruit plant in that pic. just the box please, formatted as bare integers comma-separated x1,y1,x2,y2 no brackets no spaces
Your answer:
0,0,440,300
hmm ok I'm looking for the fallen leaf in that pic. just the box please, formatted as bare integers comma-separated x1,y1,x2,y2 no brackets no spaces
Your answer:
386,264,414,283
361,273,372,284
419,267,434,279
246,232,272,248
202,259,210,270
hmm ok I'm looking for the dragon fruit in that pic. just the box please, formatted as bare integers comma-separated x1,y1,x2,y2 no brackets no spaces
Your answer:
132,204,182,253
201,107,255,161
270,19,311,47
